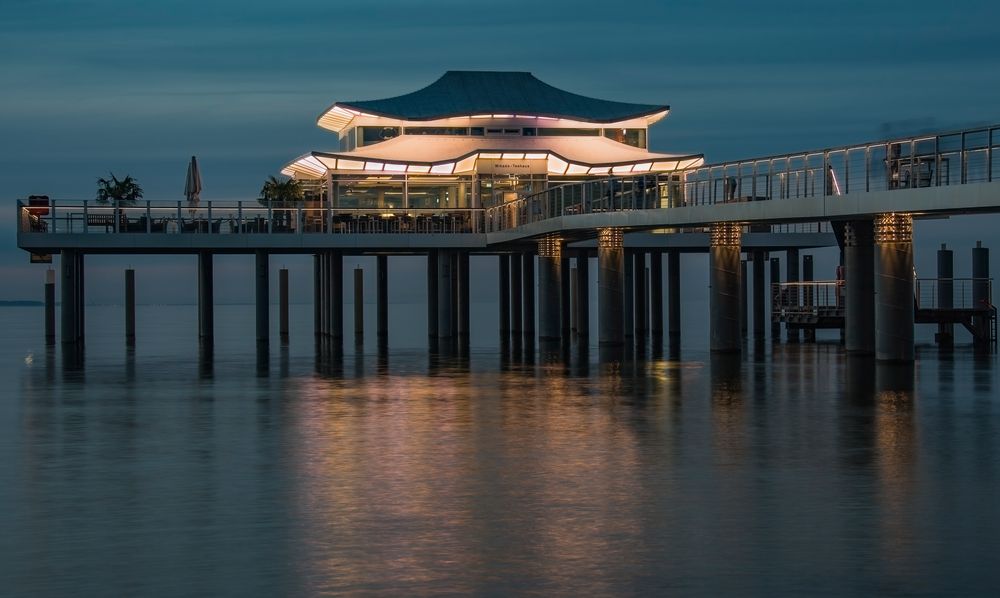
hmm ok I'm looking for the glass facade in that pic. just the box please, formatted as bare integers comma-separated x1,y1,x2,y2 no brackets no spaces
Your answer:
334,177,405,209
478,174,547,209
603,128,647,148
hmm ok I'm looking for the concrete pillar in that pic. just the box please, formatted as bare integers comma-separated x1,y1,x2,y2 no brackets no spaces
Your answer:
44,269,55,344
576,252,589,337
512,255,523,336
377,255,388,340
279,268,289,341
125,268,135,344
845,220,876,354
753,251,766,340
624,250,634,339
634,251,646,339
197,252,213,340
498,254,510,341
936,244,954,347
560,255,571,338
522,253,535,342
314,254,322,337
76,252,85,342
458,252,470,342
450,252,459,337
770,257,781,340
354,267,364,337
710,223,742,353
538,237,562,341
802,255,815,342
667,250,680,343
255,250,269,343
570,267,579,332
875,214,914,362
428,250,438,338
740,259,748,339
60,249,78,344
437,250,454,339
786,248,800,342
330,252,344,340
598,228,625,346
650,252,663,336
972,241,991,351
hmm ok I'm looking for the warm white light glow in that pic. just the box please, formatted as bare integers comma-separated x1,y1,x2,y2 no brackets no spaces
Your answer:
430,162,455,174
547,155,569,175
566,163,590,175
501,153,525,160
612,165,633,175
407,164,431,174
454,155,478,172
383,163,407,172
524,153,547,160
364,161,385,172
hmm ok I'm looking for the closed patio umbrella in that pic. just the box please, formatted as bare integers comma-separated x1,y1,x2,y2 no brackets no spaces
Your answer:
184,155,202,223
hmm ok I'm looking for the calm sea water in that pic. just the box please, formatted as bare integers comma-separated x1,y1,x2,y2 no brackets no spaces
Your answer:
2,304,999,596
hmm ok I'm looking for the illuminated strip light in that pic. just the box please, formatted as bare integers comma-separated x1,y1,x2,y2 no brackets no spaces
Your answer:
632,162,652,172
588,166,611,175
524,153,547,160
338,159,365,170
383,163,407,173
612,165,633,175
546,155,569,175
364,161,385,172
430,162,455,174
407,164,431,174
501,153,525,160
479,152,503,159
828,165,842,195
454,155,478,172
566,163,590,175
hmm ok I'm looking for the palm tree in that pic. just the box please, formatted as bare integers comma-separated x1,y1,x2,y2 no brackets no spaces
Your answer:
259,175,303,205
96,173,143,204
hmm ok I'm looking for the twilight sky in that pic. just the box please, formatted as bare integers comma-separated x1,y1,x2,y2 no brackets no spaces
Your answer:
2,0,999,305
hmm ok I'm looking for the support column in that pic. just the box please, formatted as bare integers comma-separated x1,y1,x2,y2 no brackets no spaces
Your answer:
522,253,535,342
377,255,388,341
538,237,563,341
125,268,136,344
428,250,439,338
770,257,781,340
570,267,579,333
710,223,742,353
45,270,55,344
512,255,523,337
667,250,680,344
560,255,571,338
634,251,646,339
802,255,815,342
844,220,876,354
576,251,589,337
740,259,748,339
330,252,344,340
450,252,459,337
76,252,85,342
936,244,954,347
197,252,213,341
972,241,991,352
598,228,625,346
624,250,634,339
458,252,470,343
354,267,364,337
314,254,322,337
498,254,510,342
786,248,800,342
279,268,289,341
60,250,78,344
437,250,454,339
753,251,766,341
650,252,663,336
255,250,269,343
875,213,914,362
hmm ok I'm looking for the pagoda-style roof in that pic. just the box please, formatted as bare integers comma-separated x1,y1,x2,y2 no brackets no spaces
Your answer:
318,71,669,131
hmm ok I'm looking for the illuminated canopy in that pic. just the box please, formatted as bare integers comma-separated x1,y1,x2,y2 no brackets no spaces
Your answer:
318,71,670,133
282,136,703,178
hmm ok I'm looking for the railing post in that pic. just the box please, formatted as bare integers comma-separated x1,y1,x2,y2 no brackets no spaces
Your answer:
176,201,182,234
267,203,273,233
297,206,303,234
145,201,151,233
237,201,243,232
82,200,88,234
207,201,213,233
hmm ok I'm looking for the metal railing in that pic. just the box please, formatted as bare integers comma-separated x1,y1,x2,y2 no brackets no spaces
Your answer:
683,124,999,205
771,281,844,317
485,123,1000,232
915,278,993,310
18,201,486,235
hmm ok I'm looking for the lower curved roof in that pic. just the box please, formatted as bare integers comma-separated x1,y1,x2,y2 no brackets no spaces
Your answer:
283,135,703,178
321,71,669,130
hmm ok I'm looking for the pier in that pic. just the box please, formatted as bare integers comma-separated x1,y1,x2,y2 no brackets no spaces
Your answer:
15,73,1000,362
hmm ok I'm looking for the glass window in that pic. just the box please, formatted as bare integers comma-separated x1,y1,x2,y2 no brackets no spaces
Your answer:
334,177,404,209
470,127,485,136
536,128,600,136
486,128,521,136
403,127,469,135
522,127,536,136
603,128,647,148
359,126,400,146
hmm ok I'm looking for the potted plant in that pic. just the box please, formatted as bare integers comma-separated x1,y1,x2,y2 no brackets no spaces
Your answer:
259,175,303,231
96,173,143,232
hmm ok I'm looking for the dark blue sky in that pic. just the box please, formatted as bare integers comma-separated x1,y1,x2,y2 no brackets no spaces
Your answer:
2,0,999,303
